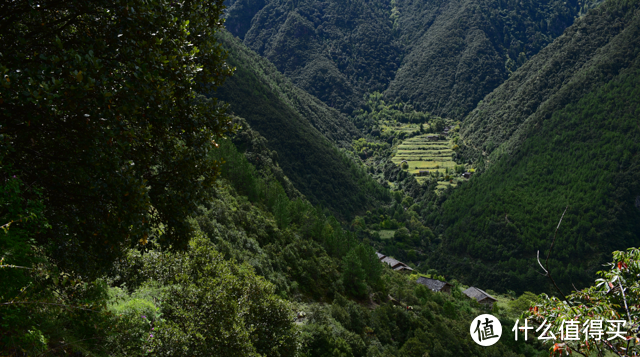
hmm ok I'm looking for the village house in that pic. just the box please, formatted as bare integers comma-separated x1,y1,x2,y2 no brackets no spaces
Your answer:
414,170,429,177
416,277,453,294
376,252,414,272
462,172,473,179
427,135,439,141
462,287,497,306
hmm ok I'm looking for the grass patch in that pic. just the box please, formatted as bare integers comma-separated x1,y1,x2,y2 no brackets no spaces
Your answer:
378,230,396,239
392,134,463,192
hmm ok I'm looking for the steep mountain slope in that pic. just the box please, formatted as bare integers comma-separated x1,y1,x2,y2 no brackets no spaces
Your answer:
228,0,402,114
428,0,640,294
213,31,390,220
224,0,582,118
386,0,581,118
461,0,640,158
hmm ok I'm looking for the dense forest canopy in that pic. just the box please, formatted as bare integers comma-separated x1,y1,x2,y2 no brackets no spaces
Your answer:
214,30,392,220
0,0,232,275
224,0,584,118
428,0,640,293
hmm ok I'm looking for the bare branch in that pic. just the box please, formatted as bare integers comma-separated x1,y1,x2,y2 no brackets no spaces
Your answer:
545,206,568,268
0,264,34,270
537,250,548,274
538,206,569,300
619,280,632,324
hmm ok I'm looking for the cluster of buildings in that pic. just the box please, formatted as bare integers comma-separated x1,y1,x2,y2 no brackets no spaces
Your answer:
375,252,497,306
416,276,497,306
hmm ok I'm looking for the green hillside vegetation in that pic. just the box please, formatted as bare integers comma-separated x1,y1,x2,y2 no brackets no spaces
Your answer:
428,17,640,295
142,137,547,357
214,30,391,220
230,0,403,114
224,0,583,118
2,123,546,356
199,137,546,357
385,0,583,118
460,0,640,159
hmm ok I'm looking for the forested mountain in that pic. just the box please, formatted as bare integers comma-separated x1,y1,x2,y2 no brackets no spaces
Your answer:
225,0,402,113
428,0,640,294
213,31,391,220
386,0,582,118
224,0,583,118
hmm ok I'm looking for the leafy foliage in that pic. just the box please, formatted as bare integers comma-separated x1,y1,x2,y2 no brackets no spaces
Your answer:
0,0,233,274
524,248,640,356
143,236,297,357
298,270,545,357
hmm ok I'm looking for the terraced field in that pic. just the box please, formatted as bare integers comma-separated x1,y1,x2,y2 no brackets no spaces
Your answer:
391,135,462,190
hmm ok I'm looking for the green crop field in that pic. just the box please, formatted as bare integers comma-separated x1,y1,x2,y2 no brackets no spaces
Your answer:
378,230,396,239
391,134,466,190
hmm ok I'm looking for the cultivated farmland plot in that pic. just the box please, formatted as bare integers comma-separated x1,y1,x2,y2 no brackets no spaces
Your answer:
391,135,462,191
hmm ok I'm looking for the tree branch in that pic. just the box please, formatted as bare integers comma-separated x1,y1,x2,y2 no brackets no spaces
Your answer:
568,345,588,357
0,264,33,270
538,206,569,300
619,280,632,324
603,340,624,357
545,206,568,268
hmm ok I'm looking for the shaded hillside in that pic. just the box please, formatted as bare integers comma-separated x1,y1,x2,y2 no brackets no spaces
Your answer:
213,31,390,220
428,0,640,294
385,0,581,118
224,0,581,118
232,0,403,114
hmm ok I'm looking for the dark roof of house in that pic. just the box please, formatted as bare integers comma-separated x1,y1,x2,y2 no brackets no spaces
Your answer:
394,265,414,271
376,252,386,260
463,287,497,302
416,277,452,291
381,257,404,268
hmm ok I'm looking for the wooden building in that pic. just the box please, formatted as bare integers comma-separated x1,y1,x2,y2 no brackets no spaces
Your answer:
416,277,453,294
376,252,414,272
462,287,497,306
